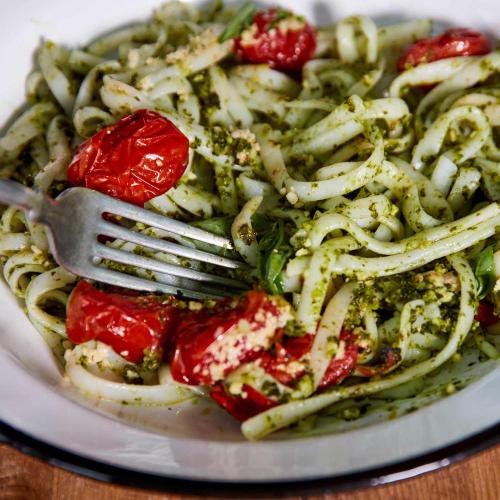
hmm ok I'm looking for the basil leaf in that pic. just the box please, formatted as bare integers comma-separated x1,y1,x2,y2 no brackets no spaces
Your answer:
251,213,271,234
475,245,496,299
256,220,293,294
191,216,233,237
265,246,293,294
218,3,256,43
190,216,235,258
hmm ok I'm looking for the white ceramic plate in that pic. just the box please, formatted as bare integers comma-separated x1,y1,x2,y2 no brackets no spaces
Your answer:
1,0,499,494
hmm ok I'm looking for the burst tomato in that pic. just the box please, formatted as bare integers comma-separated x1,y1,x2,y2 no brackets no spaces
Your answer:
318,330,359,390
209,329,359,421
66,280,179,363
476,301,499,327
258,333,313,386
234,8,316,72
169,291,290,385
210,383,278,422
259,330,358,389
67,109,189,206
397,28,491,72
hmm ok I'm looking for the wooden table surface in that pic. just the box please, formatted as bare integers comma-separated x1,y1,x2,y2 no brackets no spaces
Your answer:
0,443,499,500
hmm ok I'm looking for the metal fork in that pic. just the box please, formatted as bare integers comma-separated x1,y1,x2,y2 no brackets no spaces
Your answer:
0,180,249,299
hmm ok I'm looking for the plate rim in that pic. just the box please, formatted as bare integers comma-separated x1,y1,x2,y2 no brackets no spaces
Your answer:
1,0,500,493
1,419,498,496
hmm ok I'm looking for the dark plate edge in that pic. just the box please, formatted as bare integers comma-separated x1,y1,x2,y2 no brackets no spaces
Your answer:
0,420,498,496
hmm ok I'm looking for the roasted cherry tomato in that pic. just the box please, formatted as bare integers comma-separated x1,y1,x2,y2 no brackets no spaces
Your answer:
259,330,358,390
67,109,189,206
170,291,290,385
210,329,359,422
476,301,499,327
210,383,278,422
397,28,491,72
258,333,313,385
318,330,359,390
234,8,316,72
66,280,179,363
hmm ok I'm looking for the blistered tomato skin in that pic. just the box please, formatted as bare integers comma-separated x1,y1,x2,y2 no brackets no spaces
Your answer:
234,8,316,72
67,109,189,206
258,333,313,385
317,330,359,390
259,330,358,389
210,383,278,422
66,280,179,363
476,301,499,327
170,291,289,386
397,28,491,72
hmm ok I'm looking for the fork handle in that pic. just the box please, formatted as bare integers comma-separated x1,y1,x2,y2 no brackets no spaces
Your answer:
0,179,44,215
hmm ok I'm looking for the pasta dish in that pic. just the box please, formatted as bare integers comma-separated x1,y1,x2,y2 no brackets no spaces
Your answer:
0,1,499,440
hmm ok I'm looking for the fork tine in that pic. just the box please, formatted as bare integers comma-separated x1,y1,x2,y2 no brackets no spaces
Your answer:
86,265,228,300
101,195,234,249
95,244,248,290
99,221,248,270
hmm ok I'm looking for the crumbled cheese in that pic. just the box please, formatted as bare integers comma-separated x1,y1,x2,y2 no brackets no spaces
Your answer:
166,46,190,64
276,360,304,377
231,129,258,145
295,248,310,257
204,298,292,382
228,381,244,395
166,26,220,64
239,23,259,47
188,301,203,311
276,17,306,32
334,340,346,360
286,191,299,205
231,129,261,165
236,150,251,164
